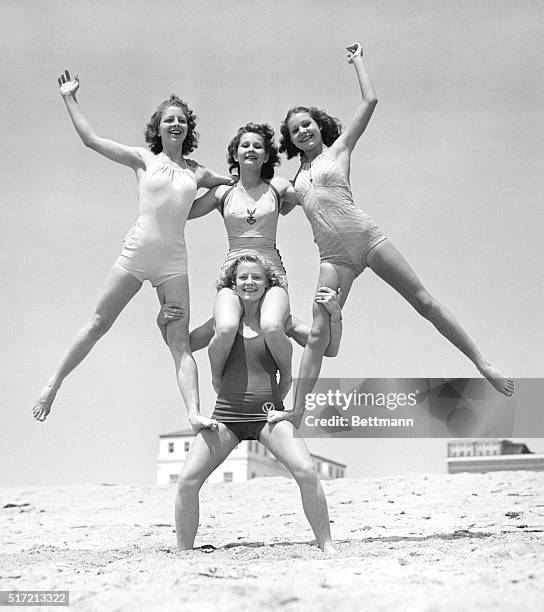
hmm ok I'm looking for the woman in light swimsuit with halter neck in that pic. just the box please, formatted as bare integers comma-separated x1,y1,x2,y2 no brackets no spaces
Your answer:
271,43,513,427
187,123,300,399
33,70,231,428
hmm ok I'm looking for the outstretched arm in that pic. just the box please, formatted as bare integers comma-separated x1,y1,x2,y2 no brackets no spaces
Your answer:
58,70,145,169
332,44,378,159
198,166,236,189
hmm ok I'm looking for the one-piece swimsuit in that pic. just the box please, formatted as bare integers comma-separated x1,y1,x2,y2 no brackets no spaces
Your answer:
212,331,284,441
115,159,197,286
294,150,386,276
219,182,287,286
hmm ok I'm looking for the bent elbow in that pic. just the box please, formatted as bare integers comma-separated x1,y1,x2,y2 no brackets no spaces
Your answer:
368,97,378,108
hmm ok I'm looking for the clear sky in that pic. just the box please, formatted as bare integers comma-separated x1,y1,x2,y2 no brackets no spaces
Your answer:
2,0,543,486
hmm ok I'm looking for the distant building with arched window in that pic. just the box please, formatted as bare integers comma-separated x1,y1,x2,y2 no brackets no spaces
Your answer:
157,429,347,484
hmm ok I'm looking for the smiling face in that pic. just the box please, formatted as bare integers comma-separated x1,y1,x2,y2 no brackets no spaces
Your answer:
159,105,188,147
236,131,269,172
234,261,268,303
286,112,323,154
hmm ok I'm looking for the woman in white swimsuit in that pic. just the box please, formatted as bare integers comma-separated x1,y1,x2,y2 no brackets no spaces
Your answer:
33,70,231,427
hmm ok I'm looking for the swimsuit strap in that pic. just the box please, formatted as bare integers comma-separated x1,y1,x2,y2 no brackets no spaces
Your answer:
266,181,281,209
219,186,236,217
292,164,304,185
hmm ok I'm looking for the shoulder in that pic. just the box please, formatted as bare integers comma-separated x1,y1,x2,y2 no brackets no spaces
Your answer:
269,176,291,194
184,157,202,169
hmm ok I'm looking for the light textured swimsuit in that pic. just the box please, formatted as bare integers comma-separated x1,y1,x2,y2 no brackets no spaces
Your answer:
115,159,198,286
294,151,386,276
212,331,284,441
219,182,287,286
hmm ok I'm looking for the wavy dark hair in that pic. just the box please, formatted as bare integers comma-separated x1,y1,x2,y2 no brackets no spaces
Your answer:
144,95,198,155
227,122,280,180
279,106,342,159
216,251,287,291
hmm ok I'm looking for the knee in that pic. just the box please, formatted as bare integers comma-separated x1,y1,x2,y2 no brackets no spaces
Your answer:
410,289,436,319
213,321,238,345
87,313,113,340
292,461,319,488
261,323,286,342
177,472,203,497
167,325,191,356
307,324,330,351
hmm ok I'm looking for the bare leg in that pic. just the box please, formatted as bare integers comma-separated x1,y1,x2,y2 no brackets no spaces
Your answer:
366,240,514,396
288,263,355,424
208,288,242,392
33,265,142,421
175,424,239,550
259,421,335,552
260,287,292,399
157,276,213,429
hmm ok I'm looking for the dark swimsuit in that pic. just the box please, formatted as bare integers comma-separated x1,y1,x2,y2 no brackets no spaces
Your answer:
212,332,284,441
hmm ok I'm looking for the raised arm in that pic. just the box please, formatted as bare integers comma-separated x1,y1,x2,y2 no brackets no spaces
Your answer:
58,70,145,169
331,44,378,159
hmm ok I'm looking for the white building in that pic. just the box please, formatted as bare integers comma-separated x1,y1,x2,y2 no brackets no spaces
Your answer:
157,429,347,484
447,439,544,474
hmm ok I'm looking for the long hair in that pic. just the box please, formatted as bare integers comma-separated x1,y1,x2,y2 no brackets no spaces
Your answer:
279,106,342,159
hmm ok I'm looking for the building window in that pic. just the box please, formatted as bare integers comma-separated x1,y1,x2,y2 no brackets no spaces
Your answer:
251,472,256,479
223,472,233,483
169,473,178,483
328,465,333,477
168,442,174,453
316,461,322,473
184,441,190,452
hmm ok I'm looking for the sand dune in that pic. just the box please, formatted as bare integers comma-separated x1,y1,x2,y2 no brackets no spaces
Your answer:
1,472,543,611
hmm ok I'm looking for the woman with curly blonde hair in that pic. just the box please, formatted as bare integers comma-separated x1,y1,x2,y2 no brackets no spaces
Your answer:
174,251,336,553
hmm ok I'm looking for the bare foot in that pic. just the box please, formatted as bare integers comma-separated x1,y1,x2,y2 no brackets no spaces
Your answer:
478,364,514,396
320,541,337,554
33,385,58,421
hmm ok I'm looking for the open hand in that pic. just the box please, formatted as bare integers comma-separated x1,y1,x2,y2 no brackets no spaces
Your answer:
315,286,342,319
58,69,80,97
157,302,184,327
346,43,363,64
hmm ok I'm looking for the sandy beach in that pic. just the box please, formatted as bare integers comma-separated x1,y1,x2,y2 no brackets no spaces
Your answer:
1,471,543,611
